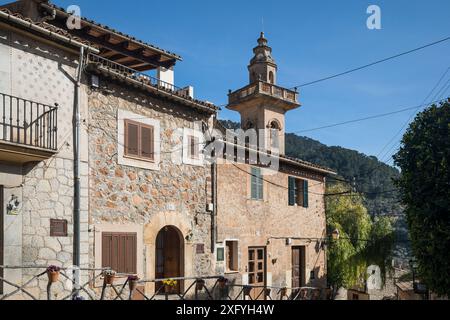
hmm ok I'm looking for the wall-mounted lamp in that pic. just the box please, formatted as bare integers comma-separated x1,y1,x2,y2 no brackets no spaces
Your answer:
7,195,20,215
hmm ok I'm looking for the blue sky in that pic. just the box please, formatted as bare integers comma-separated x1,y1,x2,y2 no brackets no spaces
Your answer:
52,0,450,162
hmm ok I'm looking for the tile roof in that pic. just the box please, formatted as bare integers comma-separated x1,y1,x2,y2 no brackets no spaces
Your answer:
214,126,336,175
41,1,181,61
0,7,97,48
87,58,219,114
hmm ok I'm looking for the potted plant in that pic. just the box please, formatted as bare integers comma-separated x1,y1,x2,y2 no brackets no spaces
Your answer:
103,270,116,285
217,277,228,289
243,285,252,297
47,265,61,283
195,279,205,291
162,279,177,294
128,275,139,292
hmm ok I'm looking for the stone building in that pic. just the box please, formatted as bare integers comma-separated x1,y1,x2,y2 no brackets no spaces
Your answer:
0,0,219,298
1,0,335,301
0,1,95,298
213,33,335,298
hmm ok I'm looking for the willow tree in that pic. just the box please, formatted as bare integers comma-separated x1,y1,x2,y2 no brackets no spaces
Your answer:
326,184,395,293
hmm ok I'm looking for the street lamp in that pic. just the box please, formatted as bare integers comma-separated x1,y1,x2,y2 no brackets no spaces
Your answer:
331,229,340,241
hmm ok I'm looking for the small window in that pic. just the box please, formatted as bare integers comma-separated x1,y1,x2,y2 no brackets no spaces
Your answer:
124,120,154,161
102,232,137,274
288,177,309,208
251,167,264,200
269,71,274,84
269,120,281,149
217,247,225,262
188,135,200,159
225,241,239,272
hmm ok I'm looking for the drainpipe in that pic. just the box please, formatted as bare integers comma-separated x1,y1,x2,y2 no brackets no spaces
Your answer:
72,46,85,299
211,161,217,254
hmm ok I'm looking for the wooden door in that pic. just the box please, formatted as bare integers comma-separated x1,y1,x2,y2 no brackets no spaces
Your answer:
0,186,3,295
292,246,306,299
248,247,266,300
155,227,182,294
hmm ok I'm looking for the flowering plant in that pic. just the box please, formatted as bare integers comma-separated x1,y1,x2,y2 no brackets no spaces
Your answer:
47,265,61,273
103,270,116,276
127,275,139,282
162,279,178,287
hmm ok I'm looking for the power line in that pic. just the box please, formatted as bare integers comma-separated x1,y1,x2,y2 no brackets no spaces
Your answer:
288,36,450,89
287,99,445,134
230,162,400,198
353,68,450,181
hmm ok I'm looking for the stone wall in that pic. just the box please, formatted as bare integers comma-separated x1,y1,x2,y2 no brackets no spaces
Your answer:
87,80,215,291
0,27,89,299
216,162,328,291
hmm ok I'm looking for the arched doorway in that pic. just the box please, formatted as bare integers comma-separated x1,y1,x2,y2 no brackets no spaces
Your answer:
155,226,184,293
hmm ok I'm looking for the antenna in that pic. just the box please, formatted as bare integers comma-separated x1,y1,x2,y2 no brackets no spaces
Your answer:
262,16,265,33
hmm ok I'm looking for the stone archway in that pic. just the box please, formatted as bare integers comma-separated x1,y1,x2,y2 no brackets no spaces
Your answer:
155,226,184,293
144,211,193,295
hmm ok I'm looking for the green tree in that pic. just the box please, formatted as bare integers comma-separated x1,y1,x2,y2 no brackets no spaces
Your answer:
393,99,450,296
326,184,395,293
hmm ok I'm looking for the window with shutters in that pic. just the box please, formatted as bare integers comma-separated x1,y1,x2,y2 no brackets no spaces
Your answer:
124,120,154,161
102,232,137,274
288,177,309,208
188,135,200,159
251,167,264,201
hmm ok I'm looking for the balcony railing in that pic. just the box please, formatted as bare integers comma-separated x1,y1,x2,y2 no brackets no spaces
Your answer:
0,93,58,151
87,53,184,94
228,81,299,105
86,53,218,112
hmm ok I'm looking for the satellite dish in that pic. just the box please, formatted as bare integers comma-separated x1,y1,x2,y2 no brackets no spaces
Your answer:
367,265,382,290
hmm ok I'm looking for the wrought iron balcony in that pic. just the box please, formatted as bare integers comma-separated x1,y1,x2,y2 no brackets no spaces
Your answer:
0,92,58,163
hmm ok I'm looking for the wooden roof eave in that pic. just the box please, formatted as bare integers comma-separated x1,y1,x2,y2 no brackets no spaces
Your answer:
218,140,337,176
41,6,179,71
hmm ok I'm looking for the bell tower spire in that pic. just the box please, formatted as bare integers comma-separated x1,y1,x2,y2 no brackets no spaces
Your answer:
227,33,300,155
248,32,277,85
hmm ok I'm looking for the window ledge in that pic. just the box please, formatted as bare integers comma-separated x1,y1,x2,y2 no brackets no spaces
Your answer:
123,154,155,163
225,271,240,275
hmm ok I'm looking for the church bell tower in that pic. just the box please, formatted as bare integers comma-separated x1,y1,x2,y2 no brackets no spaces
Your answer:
227,32,301,155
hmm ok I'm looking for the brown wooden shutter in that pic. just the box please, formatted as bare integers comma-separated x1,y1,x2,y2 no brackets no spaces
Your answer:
140,125,154,160
193,137,200,158
102,232,137,274
188,135,199,159
125,121,139,157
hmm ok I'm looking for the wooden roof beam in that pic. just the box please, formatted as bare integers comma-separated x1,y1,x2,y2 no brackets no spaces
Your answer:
49,20,176,69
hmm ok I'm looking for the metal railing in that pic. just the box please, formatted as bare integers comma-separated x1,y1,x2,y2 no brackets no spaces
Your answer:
87,53,185,95
0,265,330,301
0,93,58,151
